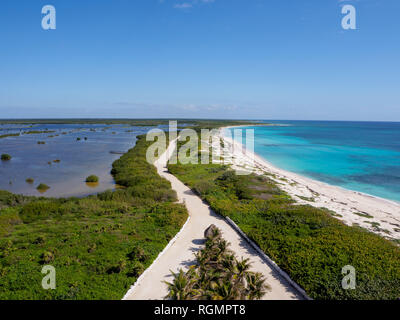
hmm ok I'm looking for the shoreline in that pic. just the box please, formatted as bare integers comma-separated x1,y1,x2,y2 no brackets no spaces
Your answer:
220,126,400,240
222,125,400,206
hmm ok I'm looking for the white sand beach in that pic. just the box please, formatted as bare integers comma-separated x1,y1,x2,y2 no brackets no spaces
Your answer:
124,139,304,300
220,127,400,241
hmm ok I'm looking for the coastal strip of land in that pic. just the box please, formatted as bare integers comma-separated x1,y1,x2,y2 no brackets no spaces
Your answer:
124,138,303,300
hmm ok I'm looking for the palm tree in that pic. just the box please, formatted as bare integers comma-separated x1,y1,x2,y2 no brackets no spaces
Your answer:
245,272,268,300
164,268,197,300
236,258,251,276
164,226,270,300
214,281,236,300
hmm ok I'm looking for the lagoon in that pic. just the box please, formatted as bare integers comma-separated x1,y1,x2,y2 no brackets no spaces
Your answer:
0,123,152,197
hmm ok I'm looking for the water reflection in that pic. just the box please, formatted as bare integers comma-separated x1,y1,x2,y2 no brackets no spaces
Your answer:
85,182,99,189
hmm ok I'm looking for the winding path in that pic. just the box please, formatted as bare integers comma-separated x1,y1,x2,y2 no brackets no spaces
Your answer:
123,139,302,300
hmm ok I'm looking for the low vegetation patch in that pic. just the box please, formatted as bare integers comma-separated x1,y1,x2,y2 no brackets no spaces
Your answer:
0,133,20,139
297,195,316,202
85,175,99,183
26,178,34,184
24,130,55,135
1,154,12,161
36,184,50,192
353,211,373,219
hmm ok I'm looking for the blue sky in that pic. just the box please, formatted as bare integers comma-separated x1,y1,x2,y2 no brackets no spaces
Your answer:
0,0,399,120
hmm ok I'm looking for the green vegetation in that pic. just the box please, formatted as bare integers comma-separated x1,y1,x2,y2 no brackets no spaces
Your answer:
23,130,55,135
0,119,258,129
168,135,400,300
353,211,373,219
37,141,46,145
36,184,50,192
165,226,269,300
85,175,99,183
1,154,12,161
0,135,188,299
0,133,20,139
297,195,316,202
26,178,34,184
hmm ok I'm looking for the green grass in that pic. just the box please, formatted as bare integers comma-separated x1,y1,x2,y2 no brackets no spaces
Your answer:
167,136,400,300
0,135,188,299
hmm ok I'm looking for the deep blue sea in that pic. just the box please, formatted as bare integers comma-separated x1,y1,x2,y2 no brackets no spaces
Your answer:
226,121,400,202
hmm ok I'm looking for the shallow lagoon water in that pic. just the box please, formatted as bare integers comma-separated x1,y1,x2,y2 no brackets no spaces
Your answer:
226,121,400,202
0,123,152,198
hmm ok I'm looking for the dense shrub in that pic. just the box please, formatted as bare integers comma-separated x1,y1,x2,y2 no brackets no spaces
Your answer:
0,207,21,237
0,190,34,210
127,246,148,262
36,183,50,192
20,201,60,223
85,175,99,183
111,135,177,203
1,154,11,161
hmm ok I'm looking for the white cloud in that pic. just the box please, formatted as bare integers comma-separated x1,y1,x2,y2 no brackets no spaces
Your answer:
170,0,216,10
174,3,193,9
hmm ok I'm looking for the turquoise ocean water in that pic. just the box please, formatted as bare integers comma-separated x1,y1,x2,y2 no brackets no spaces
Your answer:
226,121,400,202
